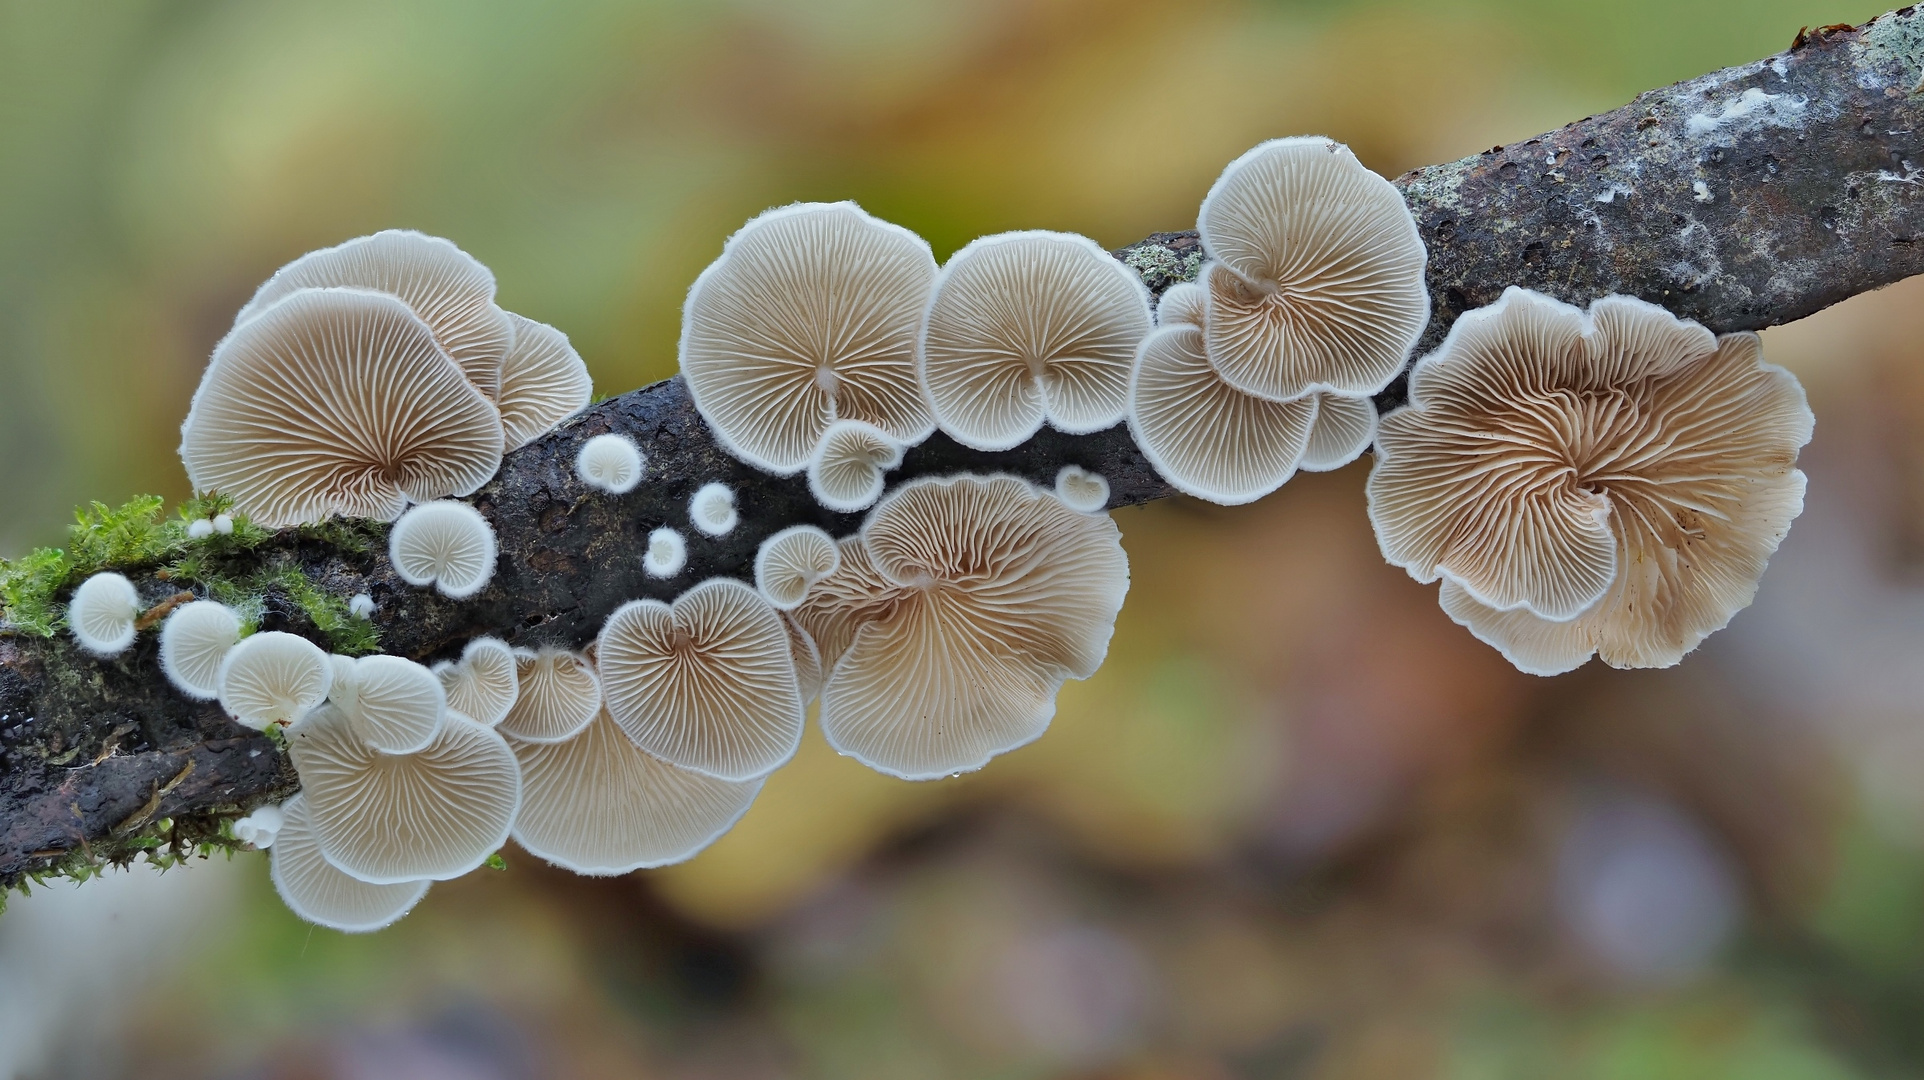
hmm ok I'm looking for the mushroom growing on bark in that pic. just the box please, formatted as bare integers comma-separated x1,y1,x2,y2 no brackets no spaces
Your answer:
434,637,519,728
755,524,842,610
1368,288,1812,674
218,631,332,730
67,572,142,657
644,527,688,579
807,420,904,513
1053,466,1110,513
269,794,429,933
158,600,243,700
689,482,739,537
499,647,602,744
336,654,447,755
496,313,593,450
389,500,497,599
575,433,645,495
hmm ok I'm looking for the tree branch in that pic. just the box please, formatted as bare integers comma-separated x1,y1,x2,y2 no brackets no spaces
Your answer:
3,8,1919,886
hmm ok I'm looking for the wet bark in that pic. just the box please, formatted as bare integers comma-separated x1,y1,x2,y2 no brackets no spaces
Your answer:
2,8,1920,885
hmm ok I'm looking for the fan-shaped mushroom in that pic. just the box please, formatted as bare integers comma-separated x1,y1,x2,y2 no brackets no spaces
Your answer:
180,288,505,527
159,600,242,700
755,524,842,610
918,231,1152,450
1156,282,1206,327
67,572,142,657
219,631,332,730
679,201,937,474
434,637,519,727
389,500,497,599
689,482,739,537
597,578,803,781
791,474,1129,780
269,793,430,933
1368,288,1812,672
807,419,903,513
497,314,592,450
498,647,602,743
1053,466,1110,513
1297,393,1377,472
643,527,688,579
338,654,447,755
230,803,285,849
1198,137,1428,400
575,433,644,495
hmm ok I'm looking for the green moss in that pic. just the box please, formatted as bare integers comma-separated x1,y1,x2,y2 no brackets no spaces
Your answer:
0,815,247,914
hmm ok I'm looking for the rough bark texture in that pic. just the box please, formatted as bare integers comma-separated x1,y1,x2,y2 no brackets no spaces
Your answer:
2,9,1920,885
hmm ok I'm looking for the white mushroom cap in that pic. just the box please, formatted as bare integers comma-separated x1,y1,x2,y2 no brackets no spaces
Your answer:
1156,282,1206,327
1053,466,1110,513
219,631,332,730
290,704,521,884
187,519,215,540
341,654,447,755
327,653,361,711
181,288,505,527
237,230,513,399
597,578,803,781
917,231,1152,450
389,500,497,599
807,420,903,513
230,803,286,849
498,647,602,743
497,314,593,450
643,527,688,579
754,524,841,610
1126,322,1318,505
433,637,519,727
158,600,242,699
689,481,739,537
575,433,644,495
792,474,1129,780
269,794,429,933
679,201,938,474
1297,392,1378,472
67,572,142,657
508,707,763,875
348,593,377,619
1371,291,1812,671
213,513,235,534
783,612,824,705
1197,137,1429,400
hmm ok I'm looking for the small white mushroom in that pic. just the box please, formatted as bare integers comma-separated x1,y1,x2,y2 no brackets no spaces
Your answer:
1297,393,1378,472
497,313,593,450
213,513,235,535
575,433,644,495
341,654,447,755
689,482,739,536
917,231,1152,450
389,500,497,599
1155,282,1206,327
597,578,803,781
508,708,764,875
186,519,215,540
498,647,602,743
754,524,841,610
218,631,332,730
643,527,688,579
158,600,242,700
348,593,377,620
67,572,142,657
289,704,521,884
433,637,519,727
807,420,903,513
269,794,429,933
1053,466,1110,513
230,803,285,849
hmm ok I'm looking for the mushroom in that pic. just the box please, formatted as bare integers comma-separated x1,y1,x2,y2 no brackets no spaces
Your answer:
807,419,903,513
643,526,688,579
498,647,602,743
338,654,447,755
187,519,215,540
289,703,521,884
67,572,142,657
158,600,242,700
213,513,235,534
497,313,593,450
218,631,332,730
689,482,740,537
508,707,763,875
1297,393,1378,472
575,433,644,495
1368,288,1813,672
230,803,285,849
434,637,519,727
679,201,938,474
1053,466,1110,513
1127,322,1318,504
1156,282,1206,327
754,524,841,610
237,230,513,399
389,500,497,599
917,231,1152,451
348,593,377,619
180,288,505,527
269,794,430,932
596,578,803,781
1197,137,1428,400
790,474,1129,780
783,613,824,705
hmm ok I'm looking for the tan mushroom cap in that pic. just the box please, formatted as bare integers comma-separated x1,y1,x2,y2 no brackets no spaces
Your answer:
791,474,1129,780
389,500,497,599
434,637,519,727
680,201,938,474
290,704,521,884
238,230,513,399
68,572,142,656
1197,137,1428,400
159,600,242,700
808,419,903,513
497,313,593,450
597,578,803,781
270,794,429,933
1156,282,1206,328
219,631,332,730
1053,466,1110,513
1297,393,1378,472
340,654,447,754
918,231,1152,451
1370,289,1812,671
181,288,506,527
1127,322,1318,505
499,647,602,743
755,524,842,610
508,707,763,875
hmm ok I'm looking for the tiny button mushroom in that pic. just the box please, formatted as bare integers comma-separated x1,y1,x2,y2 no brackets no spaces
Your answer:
754,525,841,610
1053,466,1110,513
389,500,497,599
67,572,143,656
496,313,592,450
218,631,332,730
498,647,602,743
186,519,215,540
158,600,243,700
230,803,286,849
348,593,377,620
433,637,519,728
807,420,903,513
270,794,429,933
643,527,688,579
212,513,234,535
575,433,644,495
689,482,739,537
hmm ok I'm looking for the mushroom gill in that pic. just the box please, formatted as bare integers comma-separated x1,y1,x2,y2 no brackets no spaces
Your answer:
434,637,519,727
807,419,903,513
269,794,429,933
498,647,602,744
755,524,842,610
496,313,593,450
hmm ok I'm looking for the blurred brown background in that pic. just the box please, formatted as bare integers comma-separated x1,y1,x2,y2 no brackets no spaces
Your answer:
4,1,1924,1077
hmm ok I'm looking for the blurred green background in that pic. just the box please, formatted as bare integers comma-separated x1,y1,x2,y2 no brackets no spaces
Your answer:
5,1,1924,1077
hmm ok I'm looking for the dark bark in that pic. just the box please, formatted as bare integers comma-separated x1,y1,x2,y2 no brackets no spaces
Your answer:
2,8,1920,885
